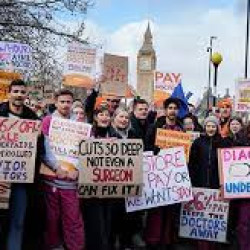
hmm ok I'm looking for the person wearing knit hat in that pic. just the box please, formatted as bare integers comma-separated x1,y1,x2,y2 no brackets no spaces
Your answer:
189,115,227,250
204,115,219,127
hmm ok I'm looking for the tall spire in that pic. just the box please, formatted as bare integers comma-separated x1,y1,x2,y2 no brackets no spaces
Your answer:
140,22,154,53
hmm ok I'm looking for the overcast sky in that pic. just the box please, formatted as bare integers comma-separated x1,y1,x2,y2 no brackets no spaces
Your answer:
76,0,247,103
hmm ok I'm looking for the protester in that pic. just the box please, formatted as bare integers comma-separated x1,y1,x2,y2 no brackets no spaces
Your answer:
130,98,150,147
41,89,84,250
225,116,247,146
145,97,183,249
72,102,86,122
188,115,227,250
0,79,41,250
218,98,232,138
83,104,114,250
84,84,121,123
182,114,201,132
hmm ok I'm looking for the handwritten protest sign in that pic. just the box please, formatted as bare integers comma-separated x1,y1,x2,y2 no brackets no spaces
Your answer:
0,183,10,209
179,188,229,243
78,139,143,198
126,147,193,212
235,79,250,112
154,72,181,101
40,118,92,176
155,129,191,159
0,42,32,76
218,147,250,199
64,42,96,77
0,118,40,183
101,53,128,96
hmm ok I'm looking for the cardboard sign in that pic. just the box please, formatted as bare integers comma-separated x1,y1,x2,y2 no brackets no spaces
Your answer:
64,42,96,77
0,183,10,209
218,147,250,199
101,53,128,96
155,129,191,159
0,118,40,183
0,42,32,76
126,147,193,212
179,188,229,243
44,118,92,174
235,79,250,112
154,72,181,101
78,139,143,198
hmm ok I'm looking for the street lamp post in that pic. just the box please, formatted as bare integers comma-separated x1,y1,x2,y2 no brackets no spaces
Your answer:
245,0,250,78
211,52,223,106
207,36,217,110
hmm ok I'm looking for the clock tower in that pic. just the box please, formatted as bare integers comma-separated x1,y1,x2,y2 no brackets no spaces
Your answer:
136,23,156,102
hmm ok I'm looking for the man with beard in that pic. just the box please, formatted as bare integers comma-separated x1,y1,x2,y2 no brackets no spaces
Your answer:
145,97,183,152
144,97,183,250
217,98,232,138
0,79,41,250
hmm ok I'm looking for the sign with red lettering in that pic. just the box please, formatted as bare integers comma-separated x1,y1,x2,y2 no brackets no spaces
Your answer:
78,139,143,198
126,147,193,212
101,53,128,97
0,117,40,183
218,147,250,199
154,72,181,101
235,79,250,112
0,183,10,209
179,188,229,243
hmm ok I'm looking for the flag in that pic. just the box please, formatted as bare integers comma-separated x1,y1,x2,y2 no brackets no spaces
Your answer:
170,81,189,119
186,91,193,100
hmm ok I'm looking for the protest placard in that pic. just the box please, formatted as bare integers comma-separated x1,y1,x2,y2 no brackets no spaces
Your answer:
126,147,193,212
0,117,40,183
235,79,250,112
155,129,191,159
154,72,181,101
0,41,32,76
179,188,229,243
218,147,250,199
64,42,96,78
40,118,92,176
101,53,128,96
78,139,143,198
0,183,11,209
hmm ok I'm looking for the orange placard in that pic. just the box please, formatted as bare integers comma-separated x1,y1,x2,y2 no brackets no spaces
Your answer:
155,129,191,160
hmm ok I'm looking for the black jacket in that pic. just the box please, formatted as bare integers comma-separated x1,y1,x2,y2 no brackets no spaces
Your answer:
145,116,183,153
188,134,228,189
130,113,151,148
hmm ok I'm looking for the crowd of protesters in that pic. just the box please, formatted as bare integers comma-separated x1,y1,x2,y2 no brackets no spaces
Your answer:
0,79,249,250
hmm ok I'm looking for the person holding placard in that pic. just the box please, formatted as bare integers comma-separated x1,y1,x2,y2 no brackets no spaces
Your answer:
109,107,142,249
0,80,41,250
225,117,250,250
188,116,228,250
83,103,114,250
144,97,183,249
41,89,84,250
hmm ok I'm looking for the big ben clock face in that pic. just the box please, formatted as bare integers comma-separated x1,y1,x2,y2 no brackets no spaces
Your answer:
139,57,151,71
